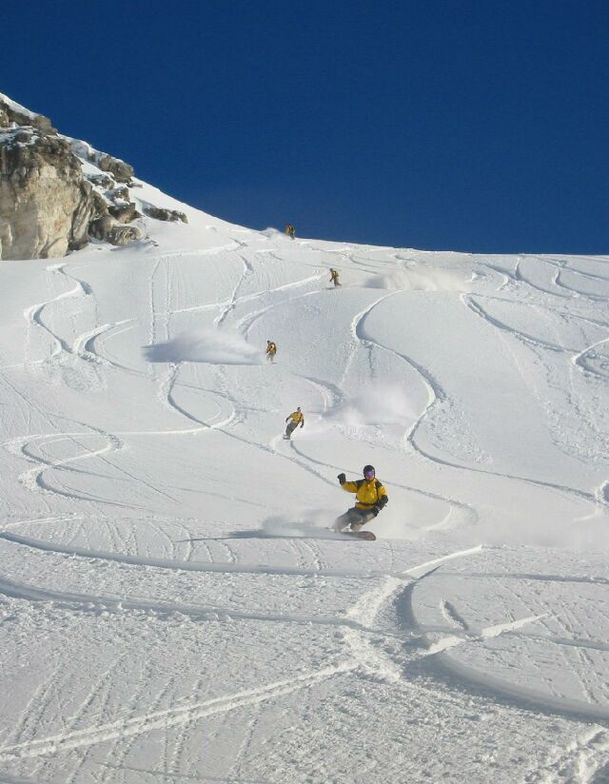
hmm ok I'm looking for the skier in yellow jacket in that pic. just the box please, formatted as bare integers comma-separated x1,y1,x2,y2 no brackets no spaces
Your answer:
284,407,304,439
266,340,277,362
334,465,388,532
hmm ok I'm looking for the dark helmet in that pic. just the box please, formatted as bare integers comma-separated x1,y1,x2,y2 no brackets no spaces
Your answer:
363,464,375,477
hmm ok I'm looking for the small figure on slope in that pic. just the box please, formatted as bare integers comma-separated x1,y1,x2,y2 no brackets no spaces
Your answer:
334,465,388,533
285,223,296,240
266,340,277,362
329,268,341,287
284,406,304,439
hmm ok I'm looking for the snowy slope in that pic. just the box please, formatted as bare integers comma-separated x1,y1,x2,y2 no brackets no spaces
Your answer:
1,166,609,783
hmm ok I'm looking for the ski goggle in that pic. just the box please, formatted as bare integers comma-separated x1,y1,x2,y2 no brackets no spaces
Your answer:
363,468,375,479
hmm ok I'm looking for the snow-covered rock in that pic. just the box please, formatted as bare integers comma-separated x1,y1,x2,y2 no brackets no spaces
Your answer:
0,93,169,259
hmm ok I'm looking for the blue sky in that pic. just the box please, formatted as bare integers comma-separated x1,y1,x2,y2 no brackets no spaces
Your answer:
3,1,608,252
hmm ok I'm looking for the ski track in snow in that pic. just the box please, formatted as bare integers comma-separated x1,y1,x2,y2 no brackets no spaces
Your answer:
525,727,609,783
347,286,601,527
320,291,479,529
4,423,201,510
0,545,482,764
8,253,246,510
24,264,87,358
0,664,358,764
423,612,547,656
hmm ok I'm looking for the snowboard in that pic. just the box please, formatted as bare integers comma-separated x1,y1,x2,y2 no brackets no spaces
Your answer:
342,530,376,541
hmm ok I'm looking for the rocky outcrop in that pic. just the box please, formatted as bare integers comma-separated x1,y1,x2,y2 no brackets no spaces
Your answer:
97,154,134,184
0,93,187,260
0,98,55,135
89,215,144,246
0,128,103,259
108,203,141,223
143,206,188,223
110,185,130,202
87,173,114,189
0,94,141,260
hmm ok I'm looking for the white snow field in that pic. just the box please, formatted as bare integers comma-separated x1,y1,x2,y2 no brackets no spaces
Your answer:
1,170,609,784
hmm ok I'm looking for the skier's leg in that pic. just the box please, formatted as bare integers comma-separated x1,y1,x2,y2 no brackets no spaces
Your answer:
334,508,358,532
349,509,374,532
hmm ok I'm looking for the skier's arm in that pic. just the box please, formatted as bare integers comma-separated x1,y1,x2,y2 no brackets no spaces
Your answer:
337,474,359,492
300,417,304,428
341,481,359,494
374,485,389,512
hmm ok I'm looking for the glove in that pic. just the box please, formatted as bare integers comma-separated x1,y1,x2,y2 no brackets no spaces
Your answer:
337,473,346,484
372,497,388,516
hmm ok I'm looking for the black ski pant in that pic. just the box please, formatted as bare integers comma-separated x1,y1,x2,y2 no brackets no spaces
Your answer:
334,506,376,532
285,421,299,438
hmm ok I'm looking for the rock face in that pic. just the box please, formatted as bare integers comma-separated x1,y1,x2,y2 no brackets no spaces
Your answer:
0,128,102,259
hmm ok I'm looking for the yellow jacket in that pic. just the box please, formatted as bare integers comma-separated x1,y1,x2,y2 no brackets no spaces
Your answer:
341,478,387,509
286,410,304,425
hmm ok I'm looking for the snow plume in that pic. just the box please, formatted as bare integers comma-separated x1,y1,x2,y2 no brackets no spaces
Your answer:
365,268,470,292
260,513,340,539
261,227,284,240
327,383,416,428
144,328,263,365
479,503,609,551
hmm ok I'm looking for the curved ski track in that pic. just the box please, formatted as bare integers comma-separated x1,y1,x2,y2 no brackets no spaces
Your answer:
0,546,482,763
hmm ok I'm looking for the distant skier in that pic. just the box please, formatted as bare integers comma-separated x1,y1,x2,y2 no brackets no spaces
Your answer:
284,407,304,439
329,268,341,287
334,465,388,532
285,223,296,240
266,340,277,362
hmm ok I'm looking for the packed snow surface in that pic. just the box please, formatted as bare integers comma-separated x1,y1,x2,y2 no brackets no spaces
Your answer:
1,175,609,783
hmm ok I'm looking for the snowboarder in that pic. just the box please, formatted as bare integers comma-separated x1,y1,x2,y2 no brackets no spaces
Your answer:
329,268,341,287
334,465,388,532
266,340,277,362
284,407,304,439
285,224,296,240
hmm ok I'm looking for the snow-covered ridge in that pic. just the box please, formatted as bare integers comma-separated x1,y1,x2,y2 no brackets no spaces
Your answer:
0,90,39,122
